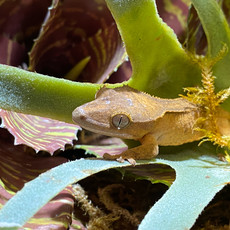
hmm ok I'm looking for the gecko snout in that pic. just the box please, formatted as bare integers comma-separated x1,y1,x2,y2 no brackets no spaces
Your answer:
72,107,87,124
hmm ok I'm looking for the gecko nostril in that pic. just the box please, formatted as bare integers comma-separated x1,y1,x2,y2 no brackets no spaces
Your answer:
79,115,86,120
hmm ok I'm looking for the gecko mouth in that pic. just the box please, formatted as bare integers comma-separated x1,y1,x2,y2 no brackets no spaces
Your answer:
72,107,136,139
72,107,109,130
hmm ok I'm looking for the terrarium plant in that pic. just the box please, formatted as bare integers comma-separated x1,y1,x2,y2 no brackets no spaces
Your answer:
1,0,230,229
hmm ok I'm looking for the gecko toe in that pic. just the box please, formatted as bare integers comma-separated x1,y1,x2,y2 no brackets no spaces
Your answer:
127,158,136,166
116,157,125,163
116,157,136,166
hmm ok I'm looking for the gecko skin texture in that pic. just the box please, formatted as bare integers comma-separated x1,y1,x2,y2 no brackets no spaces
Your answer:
72,85,230,164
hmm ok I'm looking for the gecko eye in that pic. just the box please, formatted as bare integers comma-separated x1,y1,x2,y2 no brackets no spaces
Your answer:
111,114,130,129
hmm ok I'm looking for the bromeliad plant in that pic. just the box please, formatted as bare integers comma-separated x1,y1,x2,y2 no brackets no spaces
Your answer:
1,0,230,229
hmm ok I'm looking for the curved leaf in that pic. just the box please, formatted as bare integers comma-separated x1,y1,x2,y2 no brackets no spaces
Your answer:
0,109,79,153
0,159,132,228
0,0,51,41
156,0,189,42
139,144,230,230
0,64,102,123
1,144,230,229
191,0,230,109
0,128,75,229
29,0,125,83
75,143,127,158
104,0,201,97
0,36,26,66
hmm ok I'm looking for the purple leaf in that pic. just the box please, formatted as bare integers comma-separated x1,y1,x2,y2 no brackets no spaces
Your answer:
0,109,79,153
29,0,125,83
0,128,76,228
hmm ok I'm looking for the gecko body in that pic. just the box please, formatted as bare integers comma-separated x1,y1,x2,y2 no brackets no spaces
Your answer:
72,86,230,163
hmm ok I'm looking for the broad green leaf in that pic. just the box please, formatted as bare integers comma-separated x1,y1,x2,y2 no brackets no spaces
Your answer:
0,109,79,153
0,64,124,124
139,144,230,230
0,159,132,228
1,143,230,229
104,0,200,97
191,0,230,108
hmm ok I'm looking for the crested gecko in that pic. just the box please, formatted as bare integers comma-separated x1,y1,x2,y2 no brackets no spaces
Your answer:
72,85,230,164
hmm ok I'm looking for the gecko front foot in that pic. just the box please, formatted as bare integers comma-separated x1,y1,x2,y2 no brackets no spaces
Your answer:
103,142,158,166
103,153,136,165
117,156,136,165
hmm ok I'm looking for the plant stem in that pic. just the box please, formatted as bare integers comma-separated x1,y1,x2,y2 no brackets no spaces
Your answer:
0,64,101,123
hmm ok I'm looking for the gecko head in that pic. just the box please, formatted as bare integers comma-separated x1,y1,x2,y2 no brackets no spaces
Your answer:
72,86,153,139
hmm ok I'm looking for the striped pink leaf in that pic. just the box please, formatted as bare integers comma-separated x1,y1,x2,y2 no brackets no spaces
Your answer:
0,0,51,40
0,0,52,66
75,143,128,158
156,0,190,42
0,109,79,153
0,35,26,66
0,128,78,229
29,0,125,83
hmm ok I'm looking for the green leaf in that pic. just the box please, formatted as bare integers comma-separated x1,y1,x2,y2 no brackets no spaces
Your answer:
104,0,201,97
0,159,132,228
139,144,230,230
191,0,230,110
1,143,230,229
